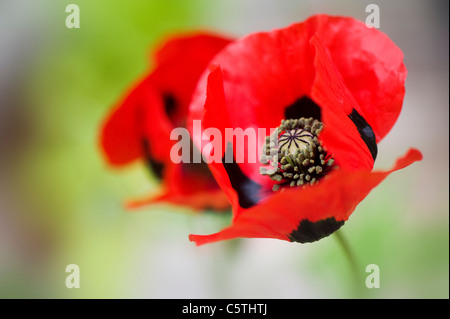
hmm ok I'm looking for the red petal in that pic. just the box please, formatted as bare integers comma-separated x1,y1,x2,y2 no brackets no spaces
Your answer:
126,189,230,212
311,35,375,170
100,32,233,211
188,18,384,210
190,66,273,212
189,148,422,245
189,15,406,171
149,32,233,126
189,21,315,142
189,24,316,195
126,163,230,211
196,66,237,203
101,32,232,166
305,15,407,142
99,77,162,166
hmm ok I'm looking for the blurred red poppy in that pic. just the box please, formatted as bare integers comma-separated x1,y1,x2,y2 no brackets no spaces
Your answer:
100,32,233,211
188,15,423,245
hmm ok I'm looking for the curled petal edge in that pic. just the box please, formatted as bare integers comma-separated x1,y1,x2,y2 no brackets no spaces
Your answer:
189,148,423,246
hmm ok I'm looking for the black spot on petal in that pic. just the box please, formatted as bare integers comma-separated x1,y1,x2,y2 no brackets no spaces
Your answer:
142,138,164,179
163,93,177,119
288,218,345,243
284,96,322,121
348,109,377,161
222,143,262,209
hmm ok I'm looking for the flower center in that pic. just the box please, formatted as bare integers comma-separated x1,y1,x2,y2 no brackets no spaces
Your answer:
260,117,336,191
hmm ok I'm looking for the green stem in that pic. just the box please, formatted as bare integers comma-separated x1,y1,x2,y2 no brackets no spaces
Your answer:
334,229,361,295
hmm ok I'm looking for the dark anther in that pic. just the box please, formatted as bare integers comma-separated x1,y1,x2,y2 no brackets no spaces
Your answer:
260,117,336,191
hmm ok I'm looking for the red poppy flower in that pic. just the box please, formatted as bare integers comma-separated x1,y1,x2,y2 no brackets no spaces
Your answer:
99,32,233,211
187,15,423,245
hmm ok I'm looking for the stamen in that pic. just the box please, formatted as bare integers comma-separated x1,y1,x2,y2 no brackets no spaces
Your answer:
260,117,337,191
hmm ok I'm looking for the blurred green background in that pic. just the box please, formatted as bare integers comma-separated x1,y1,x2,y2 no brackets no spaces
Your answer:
0,0,448,298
